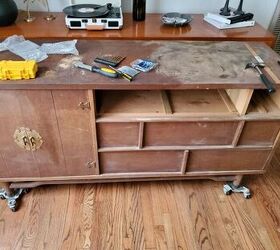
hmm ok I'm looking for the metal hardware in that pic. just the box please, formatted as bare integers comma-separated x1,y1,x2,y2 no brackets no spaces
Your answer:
78,101,91,110
245,61,276,94
86,161,95,168
14,127,43,151
234,0,244,15
24,0,36,23
223,182,251,199
220,0,231,16
44,0,56,21
0,188,29,212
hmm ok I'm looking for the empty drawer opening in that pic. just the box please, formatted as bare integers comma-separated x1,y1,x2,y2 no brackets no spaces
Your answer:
247,90,280,115
95,89,238,119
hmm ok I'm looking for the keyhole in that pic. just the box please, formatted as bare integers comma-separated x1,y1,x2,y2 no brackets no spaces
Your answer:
22,136,29,146
29,137,36,147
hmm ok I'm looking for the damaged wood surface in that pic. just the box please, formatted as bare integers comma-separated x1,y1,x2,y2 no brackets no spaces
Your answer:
0,40,280,90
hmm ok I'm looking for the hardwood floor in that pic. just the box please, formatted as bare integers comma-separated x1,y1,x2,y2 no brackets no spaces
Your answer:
0,161,280,250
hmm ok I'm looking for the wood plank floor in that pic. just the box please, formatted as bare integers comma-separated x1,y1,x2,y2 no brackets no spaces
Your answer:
0,161,280,250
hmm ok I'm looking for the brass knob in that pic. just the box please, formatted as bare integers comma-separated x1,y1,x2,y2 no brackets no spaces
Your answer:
78,101,90,110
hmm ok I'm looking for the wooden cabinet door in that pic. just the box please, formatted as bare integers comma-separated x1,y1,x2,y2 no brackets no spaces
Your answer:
0,90,98,179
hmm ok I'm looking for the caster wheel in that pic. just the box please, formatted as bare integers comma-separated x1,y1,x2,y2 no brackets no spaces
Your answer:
223,184,232,195
244,194,252,199
225,190,232,195
23,189,30,194
10,207,17,212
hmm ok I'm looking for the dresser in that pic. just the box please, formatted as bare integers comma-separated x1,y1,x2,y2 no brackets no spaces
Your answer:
0,13,279,211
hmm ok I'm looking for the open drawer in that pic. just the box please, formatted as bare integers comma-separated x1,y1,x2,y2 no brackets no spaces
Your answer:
95,89,239,120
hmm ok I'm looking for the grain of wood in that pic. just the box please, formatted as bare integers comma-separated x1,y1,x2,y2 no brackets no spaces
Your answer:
0,162,280,249
226,89,254,115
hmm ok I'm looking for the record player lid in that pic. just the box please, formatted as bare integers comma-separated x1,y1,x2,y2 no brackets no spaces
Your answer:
63,3,113,18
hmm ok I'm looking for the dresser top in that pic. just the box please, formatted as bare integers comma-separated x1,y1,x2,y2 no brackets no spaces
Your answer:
0,12,275,46
0,40,280,90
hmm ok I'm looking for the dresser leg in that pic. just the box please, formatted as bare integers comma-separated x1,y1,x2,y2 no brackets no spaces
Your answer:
223,175,252,199
233,175,243,186
0,183,29,212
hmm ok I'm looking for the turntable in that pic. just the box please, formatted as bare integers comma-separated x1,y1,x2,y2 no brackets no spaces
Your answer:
63,3,123,30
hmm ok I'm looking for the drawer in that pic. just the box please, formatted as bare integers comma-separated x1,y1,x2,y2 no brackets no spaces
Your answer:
187,149,271,172
100,150,185,173
97,122,139,147
144,121,238,146
238,121,280,146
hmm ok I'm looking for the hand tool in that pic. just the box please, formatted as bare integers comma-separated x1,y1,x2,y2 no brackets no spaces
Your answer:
73,61,118,78
94,55,126,67
108,65,133,82
245,62,276,93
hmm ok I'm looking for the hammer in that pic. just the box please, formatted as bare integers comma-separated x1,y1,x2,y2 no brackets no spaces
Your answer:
245,62,276,93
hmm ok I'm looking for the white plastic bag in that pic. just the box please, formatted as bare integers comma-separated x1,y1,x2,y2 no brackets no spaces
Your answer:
0,35,25,52
40,40,79,55
0,35,79,62
8,40,48,62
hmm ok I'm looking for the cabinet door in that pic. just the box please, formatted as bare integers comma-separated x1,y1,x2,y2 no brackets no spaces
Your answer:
0,90,98,178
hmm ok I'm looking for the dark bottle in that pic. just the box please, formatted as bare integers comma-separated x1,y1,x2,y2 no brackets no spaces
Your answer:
133,0,146,21
0,0,18,26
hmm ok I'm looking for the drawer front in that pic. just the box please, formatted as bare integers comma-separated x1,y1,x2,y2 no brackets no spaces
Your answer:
97,122,139,147
144,122,238,146
238,121,280,146
187,149,271,172
100,151,185,173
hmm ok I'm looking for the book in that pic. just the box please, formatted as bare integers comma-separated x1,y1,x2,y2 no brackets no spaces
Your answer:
204,16,255,30
205,13,254,25
205,13,232,24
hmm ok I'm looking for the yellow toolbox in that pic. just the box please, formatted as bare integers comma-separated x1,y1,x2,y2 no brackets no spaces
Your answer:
0,60,38,80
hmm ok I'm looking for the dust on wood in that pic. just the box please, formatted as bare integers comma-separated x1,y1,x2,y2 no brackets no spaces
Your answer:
149,41,257,83
42,55,83,78
57,55,82,70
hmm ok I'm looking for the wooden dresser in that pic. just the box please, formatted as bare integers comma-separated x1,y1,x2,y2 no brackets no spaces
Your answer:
0,13,279,211
0,12,275,46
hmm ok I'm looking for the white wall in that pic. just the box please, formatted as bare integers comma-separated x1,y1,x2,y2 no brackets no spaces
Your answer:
14,0,278,29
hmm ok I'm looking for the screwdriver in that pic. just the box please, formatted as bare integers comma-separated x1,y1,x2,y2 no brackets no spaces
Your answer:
73,61,118,78
108,65,133,82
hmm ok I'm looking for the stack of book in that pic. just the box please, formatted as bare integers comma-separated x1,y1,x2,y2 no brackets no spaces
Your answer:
204,13,255,30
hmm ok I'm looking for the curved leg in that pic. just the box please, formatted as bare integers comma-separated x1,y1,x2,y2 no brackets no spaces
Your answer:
0,183,29,212
223,175,252,199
